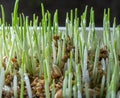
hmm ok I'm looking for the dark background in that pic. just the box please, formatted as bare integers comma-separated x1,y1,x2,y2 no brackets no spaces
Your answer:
0,0,120,26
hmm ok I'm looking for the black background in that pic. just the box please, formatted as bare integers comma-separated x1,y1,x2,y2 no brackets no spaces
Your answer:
0,0,120,26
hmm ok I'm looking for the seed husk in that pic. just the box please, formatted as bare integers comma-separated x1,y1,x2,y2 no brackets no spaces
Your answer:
52,64,62,78
55,89,63,98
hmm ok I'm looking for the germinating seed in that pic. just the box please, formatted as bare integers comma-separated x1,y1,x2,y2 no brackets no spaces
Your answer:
0,0,120,98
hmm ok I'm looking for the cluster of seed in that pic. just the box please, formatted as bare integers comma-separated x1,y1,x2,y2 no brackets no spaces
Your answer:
31,76,45,98
29,64,63,98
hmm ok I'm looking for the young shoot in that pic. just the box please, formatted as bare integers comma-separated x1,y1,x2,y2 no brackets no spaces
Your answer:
76,64,82,92
88,7,95,49
45,45,51,83
57,40,62,66
1,5,5,25
62,34,66,58
100,75,105,98
51,80,55,98
5,33,15,73
44,61,50,98
103,9,110,46
63,71,68,97
101,58,106,71
80,6,87,42
0,68,5,98
73,81,77,98
68,70,73,98
24,73,32,98
83,47,90,83
13,75,17,98
12,0,19,27
93,40,100,78
52,42,57,64
78,90,82,98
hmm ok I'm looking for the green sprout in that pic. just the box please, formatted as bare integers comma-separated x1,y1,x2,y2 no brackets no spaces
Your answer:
44,61,50,98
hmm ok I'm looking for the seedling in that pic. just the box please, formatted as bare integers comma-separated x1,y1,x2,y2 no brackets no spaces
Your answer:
0,0,120,97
